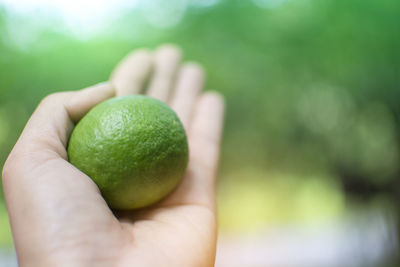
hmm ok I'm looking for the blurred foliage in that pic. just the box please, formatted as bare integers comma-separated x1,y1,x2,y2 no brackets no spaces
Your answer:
0,0,399,245
0,203,12,246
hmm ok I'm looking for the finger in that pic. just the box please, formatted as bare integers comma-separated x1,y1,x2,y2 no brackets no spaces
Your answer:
66,82,115,123
159,92,225,210
11,82,115,160
2,84,119,259
146,45,181,102
170,63,204,129
110,49,152,96
3,82,116,228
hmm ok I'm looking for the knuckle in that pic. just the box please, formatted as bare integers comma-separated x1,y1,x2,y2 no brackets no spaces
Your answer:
41,92,59,103
39,92,71,108
39,93,58,108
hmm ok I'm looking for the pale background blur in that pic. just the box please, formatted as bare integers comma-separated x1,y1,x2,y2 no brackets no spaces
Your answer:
0,0,399,266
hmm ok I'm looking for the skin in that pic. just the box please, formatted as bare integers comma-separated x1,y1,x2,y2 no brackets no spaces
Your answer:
2,45,225,267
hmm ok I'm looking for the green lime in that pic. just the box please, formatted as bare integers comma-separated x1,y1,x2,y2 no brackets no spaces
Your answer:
67,95,189,210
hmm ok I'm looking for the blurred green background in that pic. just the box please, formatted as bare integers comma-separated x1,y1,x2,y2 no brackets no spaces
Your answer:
0,0,399,264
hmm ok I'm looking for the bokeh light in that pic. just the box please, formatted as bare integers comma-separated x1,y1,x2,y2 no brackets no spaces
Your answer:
0,0,399,266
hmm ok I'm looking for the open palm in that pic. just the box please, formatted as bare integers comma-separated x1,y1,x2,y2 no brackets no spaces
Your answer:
2,45,224,267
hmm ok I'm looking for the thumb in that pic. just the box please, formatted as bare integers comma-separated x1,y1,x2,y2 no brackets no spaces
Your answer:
2,82,117,262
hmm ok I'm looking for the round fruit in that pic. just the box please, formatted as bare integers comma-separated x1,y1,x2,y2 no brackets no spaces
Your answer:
67,95,188,210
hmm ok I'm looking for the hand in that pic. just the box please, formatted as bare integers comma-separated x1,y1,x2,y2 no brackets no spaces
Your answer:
2,45,225,267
